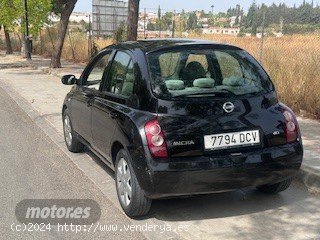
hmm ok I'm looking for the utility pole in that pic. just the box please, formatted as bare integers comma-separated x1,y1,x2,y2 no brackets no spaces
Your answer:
259,10,266,63
211,5,214,15
172,10,176,38
23,0,32,60
280,16,284,34
158,5,161,38
144,8,146,39
88,14,92,60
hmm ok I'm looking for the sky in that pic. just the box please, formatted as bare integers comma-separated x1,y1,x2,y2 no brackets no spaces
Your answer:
74,0,318,13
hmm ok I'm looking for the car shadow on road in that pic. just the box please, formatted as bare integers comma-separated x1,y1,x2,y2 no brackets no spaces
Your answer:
84,147,115,180
149,181,311,221
82,147,317,236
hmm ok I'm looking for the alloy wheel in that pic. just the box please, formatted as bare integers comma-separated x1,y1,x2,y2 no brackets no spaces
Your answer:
64,115,73,147
116,158,132,207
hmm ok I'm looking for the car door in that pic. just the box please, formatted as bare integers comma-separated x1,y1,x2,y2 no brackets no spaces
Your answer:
71,51,111,143
91,51,135,160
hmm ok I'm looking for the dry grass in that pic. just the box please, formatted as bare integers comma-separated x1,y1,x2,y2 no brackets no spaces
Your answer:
31,31,320,118
33,30,114,63
188,33,320,118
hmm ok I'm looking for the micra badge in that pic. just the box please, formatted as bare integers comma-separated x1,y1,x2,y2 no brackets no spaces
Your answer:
172,140,195,146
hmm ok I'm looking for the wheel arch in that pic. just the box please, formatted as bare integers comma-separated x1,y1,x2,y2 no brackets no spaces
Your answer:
62,104,67,114
111,141,124,166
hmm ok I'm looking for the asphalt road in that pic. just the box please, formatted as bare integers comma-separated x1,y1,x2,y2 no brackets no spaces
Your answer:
0,87,145,239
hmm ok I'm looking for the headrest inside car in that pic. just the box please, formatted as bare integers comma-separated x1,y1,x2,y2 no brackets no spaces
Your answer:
193,78,215,88
165,80,185,90
223,77,246,86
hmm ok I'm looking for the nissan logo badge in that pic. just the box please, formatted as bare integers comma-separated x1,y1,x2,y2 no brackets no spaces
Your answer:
223,102,235,113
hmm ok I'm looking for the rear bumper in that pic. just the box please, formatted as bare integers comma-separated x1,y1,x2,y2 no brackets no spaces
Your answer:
135,142,303,199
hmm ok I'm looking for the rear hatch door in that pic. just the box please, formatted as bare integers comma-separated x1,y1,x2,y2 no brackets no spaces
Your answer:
157,92,287,158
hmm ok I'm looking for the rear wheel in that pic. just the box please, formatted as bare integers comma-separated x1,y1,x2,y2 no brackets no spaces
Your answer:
115,149,152,218
63,109,84,153
257,178,293,194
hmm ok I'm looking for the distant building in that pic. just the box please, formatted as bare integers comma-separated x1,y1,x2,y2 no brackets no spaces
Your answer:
146,12,158,24
216,17,229,25
202,27,240,36
69,12,91,23
229,16,242,27
92,0,128,36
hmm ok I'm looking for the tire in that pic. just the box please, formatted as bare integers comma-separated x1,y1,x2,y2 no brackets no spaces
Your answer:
63,109,84,153
257,178,293,194
115,149,152,218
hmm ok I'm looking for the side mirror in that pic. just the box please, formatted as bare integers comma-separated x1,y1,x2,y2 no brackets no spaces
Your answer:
61,75,77,85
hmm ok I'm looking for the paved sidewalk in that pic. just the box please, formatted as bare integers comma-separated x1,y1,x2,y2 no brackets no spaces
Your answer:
0,53,319,191
1,53,320,240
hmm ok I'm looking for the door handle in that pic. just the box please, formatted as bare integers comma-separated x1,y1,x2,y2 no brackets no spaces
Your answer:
110,111,118,119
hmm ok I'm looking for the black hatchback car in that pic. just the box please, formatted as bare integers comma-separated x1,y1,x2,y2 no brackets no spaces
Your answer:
61,39,303,217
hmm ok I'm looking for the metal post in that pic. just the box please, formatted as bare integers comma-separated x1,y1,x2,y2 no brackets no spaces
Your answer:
88,14,92,59
172,10,176,38
159,7,161,38
259,10,266,63
144,8,147,39
23,0,31,60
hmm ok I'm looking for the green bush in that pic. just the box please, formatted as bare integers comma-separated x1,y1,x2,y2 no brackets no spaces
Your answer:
113,22,126,43
283,24,320,34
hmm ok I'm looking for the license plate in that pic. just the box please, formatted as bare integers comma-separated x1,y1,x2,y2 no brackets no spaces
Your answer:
204,130,260,150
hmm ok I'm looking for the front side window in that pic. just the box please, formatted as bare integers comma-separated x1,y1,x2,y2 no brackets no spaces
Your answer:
147,48,273,99
107,52,134,97
85,53,110,90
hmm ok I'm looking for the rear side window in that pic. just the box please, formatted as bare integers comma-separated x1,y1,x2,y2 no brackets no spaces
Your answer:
159,52,180,78
107,52,134,97
147,48,273,99
215,51,242,79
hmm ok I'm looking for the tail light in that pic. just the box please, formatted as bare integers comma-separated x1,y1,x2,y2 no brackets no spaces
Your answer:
281,105,299,143
145,119,168,158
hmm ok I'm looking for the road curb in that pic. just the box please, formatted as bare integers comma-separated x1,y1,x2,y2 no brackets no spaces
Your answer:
0,63,37,70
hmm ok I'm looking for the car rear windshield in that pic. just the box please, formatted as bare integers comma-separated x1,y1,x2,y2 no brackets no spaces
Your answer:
147,48,273,100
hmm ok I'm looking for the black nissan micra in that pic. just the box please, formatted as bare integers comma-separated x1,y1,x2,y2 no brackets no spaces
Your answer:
61,39,303,217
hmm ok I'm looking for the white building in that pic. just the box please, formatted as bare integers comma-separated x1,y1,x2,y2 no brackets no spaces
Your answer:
69,12,91,23
202,27,240,36
229,16,242,27
48,12,90,24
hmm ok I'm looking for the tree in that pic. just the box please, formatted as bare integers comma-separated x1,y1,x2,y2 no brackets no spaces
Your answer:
24,0,52,37
0,0,20,54
50,0,77,68
114,21,126,43
3,26,13,54
246,1,257,28
0,0,51,55
187,12,198,30
127,0,140,41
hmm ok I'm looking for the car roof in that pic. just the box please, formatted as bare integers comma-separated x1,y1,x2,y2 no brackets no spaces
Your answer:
105,38,243,53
